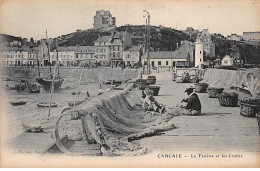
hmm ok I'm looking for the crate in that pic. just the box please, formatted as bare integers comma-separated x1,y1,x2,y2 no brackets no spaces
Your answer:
145,86,161,96
195,83,209,93
240,102,260,117
207,88,224,98
217,93,238,107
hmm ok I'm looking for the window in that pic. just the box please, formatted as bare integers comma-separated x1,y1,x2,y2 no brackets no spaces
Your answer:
76,55,78,58
104,49,106,53
200,51,201,54
43,54,45,58
224,60,228,64
151,61,155,67
158,61,161,65
96,49,99,53
166,61,169,65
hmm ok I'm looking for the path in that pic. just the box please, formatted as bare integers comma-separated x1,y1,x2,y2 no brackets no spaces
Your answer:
137,71,260,152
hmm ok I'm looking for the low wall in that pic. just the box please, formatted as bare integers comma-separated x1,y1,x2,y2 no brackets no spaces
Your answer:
1,67,141,82
201,68,260,97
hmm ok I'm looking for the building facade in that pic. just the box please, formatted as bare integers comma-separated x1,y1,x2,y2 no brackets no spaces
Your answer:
95,35,112,65
0,46,38,66
123,46,141,66
93,10,116,29
110,34,123,66
227,34,242,41
197,29,215,57
148,41,195,68
243,32,260,41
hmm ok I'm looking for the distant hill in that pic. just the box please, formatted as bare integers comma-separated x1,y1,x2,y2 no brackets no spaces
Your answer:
0,34,22,42
211,35,260,64
57,25,191,51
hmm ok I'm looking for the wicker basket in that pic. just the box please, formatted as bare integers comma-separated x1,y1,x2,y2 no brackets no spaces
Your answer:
146,78,156,84
138,82,149,90
240,102,260,117
195,83,209,93
148,76,156,80
207,88,224,98
217,93,238,107
145,86,160,96
256,114,260,134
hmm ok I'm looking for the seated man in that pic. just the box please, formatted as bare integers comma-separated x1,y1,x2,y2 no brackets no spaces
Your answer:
142,90,165,114
181,86,202,116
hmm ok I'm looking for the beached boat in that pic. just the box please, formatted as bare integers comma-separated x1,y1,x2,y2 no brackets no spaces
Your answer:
36,76,64,93
29,89,41,93
68,100,86,107
10,101,26,106
36,34,63,93
37,102,58,108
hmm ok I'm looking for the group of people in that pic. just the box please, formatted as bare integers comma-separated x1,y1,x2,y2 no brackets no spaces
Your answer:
142,86,201,116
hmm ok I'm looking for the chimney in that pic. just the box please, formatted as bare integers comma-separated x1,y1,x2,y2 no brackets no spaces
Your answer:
176,43,179,49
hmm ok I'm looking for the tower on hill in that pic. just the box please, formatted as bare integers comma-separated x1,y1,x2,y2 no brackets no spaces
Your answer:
93,10,116,30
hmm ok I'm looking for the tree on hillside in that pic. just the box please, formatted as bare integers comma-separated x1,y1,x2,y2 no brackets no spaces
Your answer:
30,37,34,43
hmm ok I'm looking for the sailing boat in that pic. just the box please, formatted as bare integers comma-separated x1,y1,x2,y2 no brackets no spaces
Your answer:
36,30,64,92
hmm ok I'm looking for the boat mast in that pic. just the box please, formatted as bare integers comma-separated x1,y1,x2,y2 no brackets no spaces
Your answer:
56,39,60,76
46,29,51,73
36,50,41,77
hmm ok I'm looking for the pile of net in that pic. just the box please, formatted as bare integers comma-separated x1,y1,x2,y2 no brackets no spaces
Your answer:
201,68,260,97
60,83,184,156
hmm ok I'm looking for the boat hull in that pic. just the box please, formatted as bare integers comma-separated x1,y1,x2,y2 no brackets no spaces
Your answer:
36,78,64,92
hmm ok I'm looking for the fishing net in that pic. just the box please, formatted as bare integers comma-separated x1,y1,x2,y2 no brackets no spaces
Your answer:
59,83,183,156
201,69,260,97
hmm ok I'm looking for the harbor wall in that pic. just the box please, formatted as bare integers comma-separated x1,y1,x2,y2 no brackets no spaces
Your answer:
1,67,141,82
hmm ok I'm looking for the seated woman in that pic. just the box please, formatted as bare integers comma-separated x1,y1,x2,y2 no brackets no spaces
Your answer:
142,90,165,114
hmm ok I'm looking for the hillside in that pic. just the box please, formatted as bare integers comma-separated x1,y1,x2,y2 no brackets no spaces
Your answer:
211,36,260,64
57,25,191,51
0,34,22,42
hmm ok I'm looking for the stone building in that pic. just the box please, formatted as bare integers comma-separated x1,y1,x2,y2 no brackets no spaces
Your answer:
197,29,215,57
93,10,116,29
227,34,242,41
243,32,260,41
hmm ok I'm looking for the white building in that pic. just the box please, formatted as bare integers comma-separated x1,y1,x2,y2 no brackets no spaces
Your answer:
195,38,203,69
0,46,38,66
221,55,233,66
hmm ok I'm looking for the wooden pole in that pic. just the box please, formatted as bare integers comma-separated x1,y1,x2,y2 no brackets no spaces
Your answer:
47,63,57,118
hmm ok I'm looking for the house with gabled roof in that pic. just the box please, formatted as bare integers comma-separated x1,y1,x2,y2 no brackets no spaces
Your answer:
148,40,194,69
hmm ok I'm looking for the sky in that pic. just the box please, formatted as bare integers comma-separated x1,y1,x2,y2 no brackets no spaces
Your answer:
0,0,259,40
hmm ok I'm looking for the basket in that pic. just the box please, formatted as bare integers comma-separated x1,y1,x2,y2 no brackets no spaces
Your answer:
240,102,260,117
148,76,156,79
146,78,156,84
256,114,260,134
145,86,161,96
138,82,149,90
207,88,224,98
195,83,209,93
217,93,238,107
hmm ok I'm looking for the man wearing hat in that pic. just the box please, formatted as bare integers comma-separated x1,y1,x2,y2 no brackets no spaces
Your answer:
142,89,165,114
181,86,202,115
